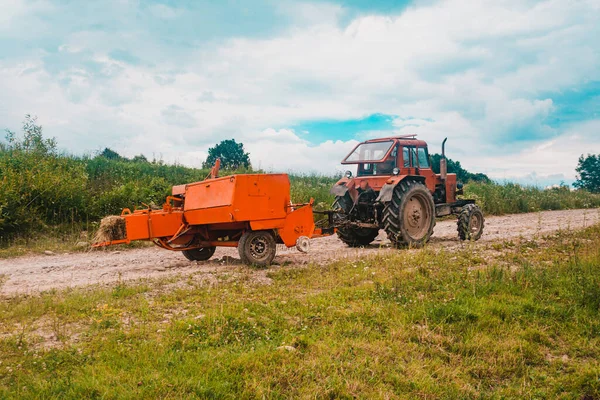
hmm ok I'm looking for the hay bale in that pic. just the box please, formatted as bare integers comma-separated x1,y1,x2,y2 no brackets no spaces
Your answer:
94,216,126,244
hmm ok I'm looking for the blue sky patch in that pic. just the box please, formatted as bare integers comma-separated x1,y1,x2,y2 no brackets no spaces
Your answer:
109,49,142,65
545,81,600,127
292,113,397,143
332,0,414,15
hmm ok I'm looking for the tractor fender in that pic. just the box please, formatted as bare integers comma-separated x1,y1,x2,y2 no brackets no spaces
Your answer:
376,176,426,202
330,181,350,196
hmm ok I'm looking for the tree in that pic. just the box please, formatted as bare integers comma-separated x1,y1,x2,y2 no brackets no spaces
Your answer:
574,154,600,193
99,148,123,160
203,139,251,170
132,154,149,163
4,114,57,155
430,153,490,183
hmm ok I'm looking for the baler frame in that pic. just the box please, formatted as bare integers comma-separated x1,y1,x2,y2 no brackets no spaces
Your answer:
93,168,335,266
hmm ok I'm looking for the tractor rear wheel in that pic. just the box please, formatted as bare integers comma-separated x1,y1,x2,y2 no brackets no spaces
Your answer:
382,180,435,247
182,246,216,261
238,230,277,267
333,195,379,247
457,204,484,241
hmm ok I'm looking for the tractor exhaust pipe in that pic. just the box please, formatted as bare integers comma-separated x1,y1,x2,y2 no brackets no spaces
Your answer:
440,137,447,181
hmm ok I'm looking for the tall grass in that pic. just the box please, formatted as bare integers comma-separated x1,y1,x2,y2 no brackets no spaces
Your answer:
465,182,600,215
288,174,337,208
2,119,600,247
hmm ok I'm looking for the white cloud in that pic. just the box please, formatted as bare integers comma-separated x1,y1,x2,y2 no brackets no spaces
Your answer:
464,119,600,185
246,129,358,174
0,0,598,184
161,105,197,128
0,0,46,25
274,1,343,27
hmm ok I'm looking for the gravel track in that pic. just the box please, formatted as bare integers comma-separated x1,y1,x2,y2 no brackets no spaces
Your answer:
1,208,598,296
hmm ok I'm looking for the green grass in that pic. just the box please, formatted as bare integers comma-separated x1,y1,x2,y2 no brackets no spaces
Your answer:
465,181,600,215
2,226,600,398
288,174,337,207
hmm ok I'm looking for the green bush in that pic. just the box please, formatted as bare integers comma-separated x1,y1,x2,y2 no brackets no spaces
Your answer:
289,174,337,207
464,181,600,215
2,117,600,243
0,120,337,241
0,117,88,235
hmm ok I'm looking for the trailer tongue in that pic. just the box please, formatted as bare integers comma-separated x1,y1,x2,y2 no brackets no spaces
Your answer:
93,166,334,266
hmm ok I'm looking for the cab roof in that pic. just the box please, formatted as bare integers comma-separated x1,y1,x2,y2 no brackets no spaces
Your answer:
341,135,429,164
362,134,428,147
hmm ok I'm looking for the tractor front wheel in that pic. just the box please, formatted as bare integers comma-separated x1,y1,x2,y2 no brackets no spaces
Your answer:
238,230,277,267
182,246,216,261
457,204,484,241
333,195,379,247
382,180,436,247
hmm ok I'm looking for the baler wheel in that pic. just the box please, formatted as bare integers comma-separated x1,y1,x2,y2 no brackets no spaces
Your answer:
333,195,379,247
382,180,435,247
182,246,216,261
238,230,276,267
457,204,484,241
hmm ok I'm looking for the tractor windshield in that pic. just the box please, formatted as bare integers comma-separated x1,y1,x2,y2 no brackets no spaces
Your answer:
343,141,394,163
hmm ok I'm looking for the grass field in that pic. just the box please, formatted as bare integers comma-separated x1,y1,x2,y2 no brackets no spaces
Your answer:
1,225,599,399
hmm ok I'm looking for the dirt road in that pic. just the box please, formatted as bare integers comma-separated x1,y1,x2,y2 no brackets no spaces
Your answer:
1,208,598,296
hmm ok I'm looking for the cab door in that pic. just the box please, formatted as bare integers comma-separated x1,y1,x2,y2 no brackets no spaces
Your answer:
401,146,417,175
402,146,436,191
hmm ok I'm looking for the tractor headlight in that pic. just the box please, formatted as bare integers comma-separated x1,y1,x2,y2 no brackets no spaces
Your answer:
392,167,400,176
345,170,353,178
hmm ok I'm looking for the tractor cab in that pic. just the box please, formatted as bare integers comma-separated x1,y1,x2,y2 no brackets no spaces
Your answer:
340,135,436,189
331,134,484,249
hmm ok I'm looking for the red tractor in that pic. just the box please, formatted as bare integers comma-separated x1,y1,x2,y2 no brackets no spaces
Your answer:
330,135,484,247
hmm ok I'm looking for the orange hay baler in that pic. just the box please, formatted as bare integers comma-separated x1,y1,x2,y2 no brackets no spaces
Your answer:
93,167,334,266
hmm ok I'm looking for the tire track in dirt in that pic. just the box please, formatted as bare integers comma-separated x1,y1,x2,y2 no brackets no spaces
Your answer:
1,208,598,296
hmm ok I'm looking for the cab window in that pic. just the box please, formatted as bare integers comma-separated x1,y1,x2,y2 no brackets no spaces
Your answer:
403,146,417,167
358,145,397,176
345,140,394,163
417,147,429,168
403,146,429,168
377,145,397,174
358,163,374,176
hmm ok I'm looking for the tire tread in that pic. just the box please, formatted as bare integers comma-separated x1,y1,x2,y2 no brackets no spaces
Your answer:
382,180,435,247
457,204,484,241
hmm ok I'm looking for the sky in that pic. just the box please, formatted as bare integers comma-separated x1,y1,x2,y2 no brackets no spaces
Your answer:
0,0,599,186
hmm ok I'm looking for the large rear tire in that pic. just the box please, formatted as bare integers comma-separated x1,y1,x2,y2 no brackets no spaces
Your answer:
238,230,277,267
182,246,216,261
382,180,435,247
457,204,484,241
333,195,379,247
